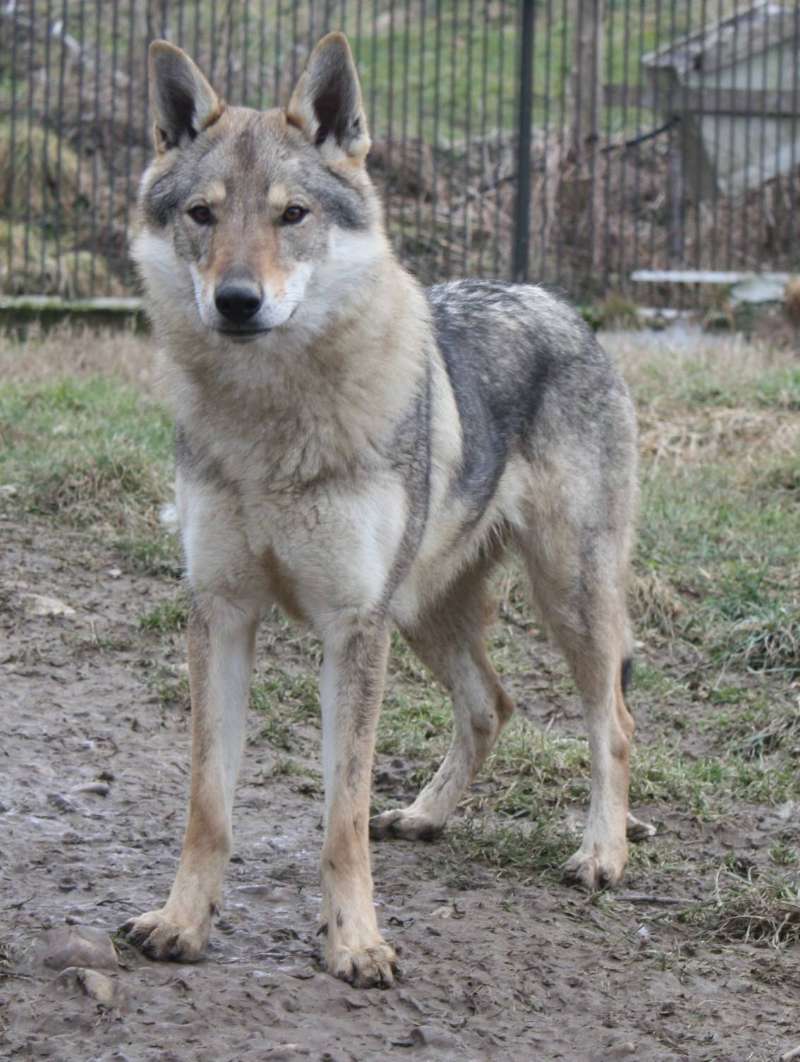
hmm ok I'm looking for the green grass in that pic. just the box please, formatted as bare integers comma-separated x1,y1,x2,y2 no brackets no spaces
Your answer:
0,374,177,574
139,595,189,634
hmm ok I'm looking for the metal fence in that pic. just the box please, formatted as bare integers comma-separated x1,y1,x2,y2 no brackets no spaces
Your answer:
1,0,799,306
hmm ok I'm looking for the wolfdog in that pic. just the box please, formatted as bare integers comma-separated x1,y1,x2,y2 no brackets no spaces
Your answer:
122,32,642,988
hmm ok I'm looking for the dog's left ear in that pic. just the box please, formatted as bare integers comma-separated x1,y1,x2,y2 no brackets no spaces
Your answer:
287,33,370,165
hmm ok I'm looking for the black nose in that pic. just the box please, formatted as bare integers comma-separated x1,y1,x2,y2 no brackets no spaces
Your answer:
214,279,262,324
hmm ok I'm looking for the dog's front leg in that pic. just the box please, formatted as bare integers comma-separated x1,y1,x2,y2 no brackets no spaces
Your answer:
319,613,397,988
122,598,256,960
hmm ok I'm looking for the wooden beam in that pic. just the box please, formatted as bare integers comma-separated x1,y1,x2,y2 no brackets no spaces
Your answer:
604,84,800,118
631,269,790,285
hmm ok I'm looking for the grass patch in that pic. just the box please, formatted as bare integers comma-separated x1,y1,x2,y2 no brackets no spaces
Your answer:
250,668,320,753
139,595,189,634
678,866,800,949
445,814,576,881
0,373,177,574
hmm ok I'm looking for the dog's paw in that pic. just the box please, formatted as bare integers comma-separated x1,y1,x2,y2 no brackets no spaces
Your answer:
563,842,627,891
369,808,442,842
325,937,398,989
118,909,209,962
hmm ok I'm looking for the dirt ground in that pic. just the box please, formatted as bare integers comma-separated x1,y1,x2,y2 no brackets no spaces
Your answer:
0,510,797,1062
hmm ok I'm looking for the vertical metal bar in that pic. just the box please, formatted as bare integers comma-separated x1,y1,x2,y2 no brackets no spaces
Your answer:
415,0,427,278
194,0,202,64
74,0,86,287
445,0,458,276
6,0,19,287
742,1,756,274
584,0,601,296
89,0,102,295
431,0,443,278
539,0,554,281
40,0,53,287
602,0,614,287
242,0,250,104
476,0,491,277
224,0,235,101
273,0,282,106
616,0,632,290
512,0,535,282
210,0,219,83
758,3,771,270
709,0,724,274
631,0,644,282
666,0,680,269
106,0,120,294
789,0,800,260
461,0,475,275
23,0,36,282
697,0,708,271
387,0,396,249
368,0,378,138
258,0,267,108
399,0,411,263
648,0,661,274
53,0,69,293
554,0,569,287
492,0,507,278
291,0,299,86
772,4,787,273
123,0,136,292
355,0,363,64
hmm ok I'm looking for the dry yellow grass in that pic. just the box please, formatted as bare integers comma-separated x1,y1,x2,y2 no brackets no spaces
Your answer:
604,328,800,469
0,323,157,389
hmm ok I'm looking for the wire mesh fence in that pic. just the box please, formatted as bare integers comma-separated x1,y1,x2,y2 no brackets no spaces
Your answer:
1,0,798,306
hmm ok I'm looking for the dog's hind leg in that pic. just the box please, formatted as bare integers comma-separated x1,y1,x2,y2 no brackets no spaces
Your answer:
370,566,513,842
120,597,257,960
516,492,636,891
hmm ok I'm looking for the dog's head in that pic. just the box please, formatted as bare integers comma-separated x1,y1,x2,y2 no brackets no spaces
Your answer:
133,33,383,342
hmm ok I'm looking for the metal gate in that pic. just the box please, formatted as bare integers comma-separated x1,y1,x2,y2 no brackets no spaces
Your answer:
1,0,798,305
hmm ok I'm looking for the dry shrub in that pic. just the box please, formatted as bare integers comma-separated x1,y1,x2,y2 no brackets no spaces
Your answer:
631,569,686,636
0,223,126,297
681,868,800,949
0,120,86,220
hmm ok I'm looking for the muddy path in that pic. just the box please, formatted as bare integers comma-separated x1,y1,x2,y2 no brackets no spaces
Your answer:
1,514,798,1062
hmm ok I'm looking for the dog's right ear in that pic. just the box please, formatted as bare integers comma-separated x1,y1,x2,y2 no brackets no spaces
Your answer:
149,40,222,153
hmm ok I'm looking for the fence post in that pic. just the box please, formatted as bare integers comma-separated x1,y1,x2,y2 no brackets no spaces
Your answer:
512,0,536,283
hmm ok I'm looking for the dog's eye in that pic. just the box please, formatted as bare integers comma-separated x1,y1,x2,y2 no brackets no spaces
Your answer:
281,205,308,225
187,205,213,225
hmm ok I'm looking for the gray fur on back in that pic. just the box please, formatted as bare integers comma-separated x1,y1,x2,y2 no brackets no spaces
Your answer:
426,279,635,517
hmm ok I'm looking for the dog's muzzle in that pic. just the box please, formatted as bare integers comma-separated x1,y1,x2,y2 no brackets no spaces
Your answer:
214,275,268,335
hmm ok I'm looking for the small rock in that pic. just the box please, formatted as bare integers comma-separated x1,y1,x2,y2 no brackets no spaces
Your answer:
409,1025,461,1049
70,782,110,797
605,1042,638,1059
24,594,76,618
38,925,119,972
47,793,77,814
55,966,117,1007
106,567,122,579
